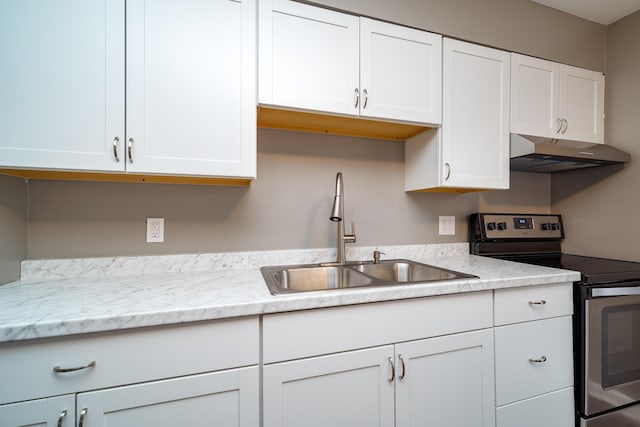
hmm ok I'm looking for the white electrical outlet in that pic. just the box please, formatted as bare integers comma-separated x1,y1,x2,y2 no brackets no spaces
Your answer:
439,216,455,236
146,218,164,243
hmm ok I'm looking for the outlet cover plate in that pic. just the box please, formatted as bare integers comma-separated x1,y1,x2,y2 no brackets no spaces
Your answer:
146,218,164,243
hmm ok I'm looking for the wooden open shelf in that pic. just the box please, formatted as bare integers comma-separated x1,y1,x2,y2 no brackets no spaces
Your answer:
258,106,431,141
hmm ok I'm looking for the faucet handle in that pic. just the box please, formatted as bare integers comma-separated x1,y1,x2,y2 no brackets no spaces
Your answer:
344,221,356,244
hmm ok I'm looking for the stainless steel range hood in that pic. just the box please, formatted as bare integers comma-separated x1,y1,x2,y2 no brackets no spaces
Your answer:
510,134,631,173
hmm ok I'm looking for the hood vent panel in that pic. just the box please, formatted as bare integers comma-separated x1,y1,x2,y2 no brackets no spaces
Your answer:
510,134,630,173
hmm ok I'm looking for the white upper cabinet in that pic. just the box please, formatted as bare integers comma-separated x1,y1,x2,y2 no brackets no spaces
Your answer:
0,0,124,172
406,39,510,192
511,53,604,144
259,0,442,125
359,18,442,124
126,0,256,178
0,0,256,179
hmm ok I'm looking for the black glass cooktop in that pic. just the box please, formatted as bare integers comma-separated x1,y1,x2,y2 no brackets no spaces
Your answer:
495,253,640,285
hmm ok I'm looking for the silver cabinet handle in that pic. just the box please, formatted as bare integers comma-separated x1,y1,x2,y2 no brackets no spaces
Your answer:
113,137,120,162
53,360,96,373
78,408,88,427
362,88,368,109
57,410,67,427
529,356,547,363
528,300,546,306
555,118,563,133
127,138,134,163
398,354,406,379
388,356,395,382
354,88,360,108
444,163,451,180
561,118,568,134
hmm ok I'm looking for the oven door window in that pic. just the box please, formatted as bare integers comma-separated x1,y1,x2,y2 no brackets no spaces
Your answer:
602,304,640,388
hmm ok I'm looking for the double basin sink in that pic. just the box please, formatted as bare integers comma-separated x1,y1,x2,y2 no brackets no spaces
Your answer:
261,259,476,295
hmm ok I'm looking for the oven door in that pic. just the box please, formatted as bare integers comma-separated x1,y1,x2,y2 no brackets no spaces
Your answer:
585,286,640,417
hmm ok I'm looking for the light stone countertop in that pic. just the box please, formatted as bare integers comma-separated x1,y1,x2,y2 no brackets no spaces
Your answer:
0,243,580,343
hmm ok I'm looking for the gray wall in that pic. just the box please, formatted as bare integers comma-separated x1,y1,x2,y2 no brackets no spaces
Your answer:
0,175,27,283
1,0,608,281
306,0,606,71
551,10,640,261
26,129,550,259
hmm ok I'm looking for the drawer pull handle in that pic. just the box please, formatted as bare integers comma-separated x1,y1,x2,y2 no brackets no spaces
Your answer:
53,360,96,373
57,409,67,427
113,137,120,162
528,299,546,306
79,408,88,427
529,356,547,363
388,356,395,382
399,354,406,379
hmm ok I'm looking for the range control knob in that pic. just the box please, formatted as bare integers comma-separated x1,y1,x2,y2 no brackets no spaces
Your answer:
541,223,551,231
497,222,507,230
551,223,561,230
487,222,497,231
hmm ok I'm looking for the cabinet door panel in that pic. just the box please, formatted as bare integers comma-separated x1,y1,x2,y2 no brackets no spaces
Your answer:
78,367,258,427
496,387,574,427
395,329,495,427
359,18,441,124
127,0,256,177
561,65,604,144
0,395,74,427
259,0,359,115
442,39,510,189
263,346,395,427
510,54,557,137
0,0,124,171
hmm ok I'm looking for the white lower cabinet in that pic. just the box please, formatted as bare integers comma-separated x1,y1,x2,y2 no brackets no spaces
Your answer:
262,292,496,427
493,283,575,426
0,317,260,427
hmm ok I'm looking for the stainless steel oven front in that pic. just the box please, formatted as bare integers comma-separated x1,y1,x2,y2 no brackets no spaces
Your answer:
582,284,640,426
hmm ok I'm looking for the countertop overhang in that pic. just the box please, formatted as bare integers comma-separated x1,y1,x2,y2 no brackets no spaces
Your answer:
0,244,580,343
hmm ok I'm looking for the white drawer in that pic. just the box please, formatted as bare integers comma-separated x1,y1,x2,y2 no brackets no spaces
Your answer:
0,316,259,405
496,387,574,427
263,291,493,363
494,282,572,326
494,316,573,405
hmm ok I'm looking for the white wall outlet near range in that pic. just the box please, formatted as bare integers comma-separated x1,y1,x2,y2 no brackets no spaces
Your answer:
146,218,165,243
439,216,455,236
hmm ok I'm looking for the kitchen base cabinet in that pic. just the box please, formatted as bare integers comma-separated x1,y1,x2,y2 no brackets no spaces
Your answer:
263,346,395,427
0,395,74,427
78,367,258,427
262,292,495,427
395,329,495,427
0,318,260,427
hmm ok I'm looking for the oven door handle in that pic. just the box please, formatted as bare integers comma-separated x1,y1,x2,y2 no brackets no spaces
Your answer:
592,287,640,297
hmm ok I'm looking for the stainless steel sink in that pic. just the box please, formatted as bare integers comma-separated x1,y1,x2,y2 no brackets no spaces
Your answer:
261,259,476,295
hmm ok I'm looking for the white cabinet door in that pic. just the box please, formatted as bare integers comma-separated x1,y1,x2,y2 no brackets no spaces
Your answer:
126,0,256,178
77,367,259,427
560,65,604,144
395,329,495,427
496,387,574,427
263,346,395,427
441,38,510,189
510,54,558,138
0,0,124,171
0,395,74,427
259,0,359,115
359,18,442,124
510,53,604,144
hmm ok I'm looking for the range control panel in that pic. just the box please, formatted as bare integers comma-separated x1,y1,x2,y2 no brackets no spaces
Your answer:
477,213,563,240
